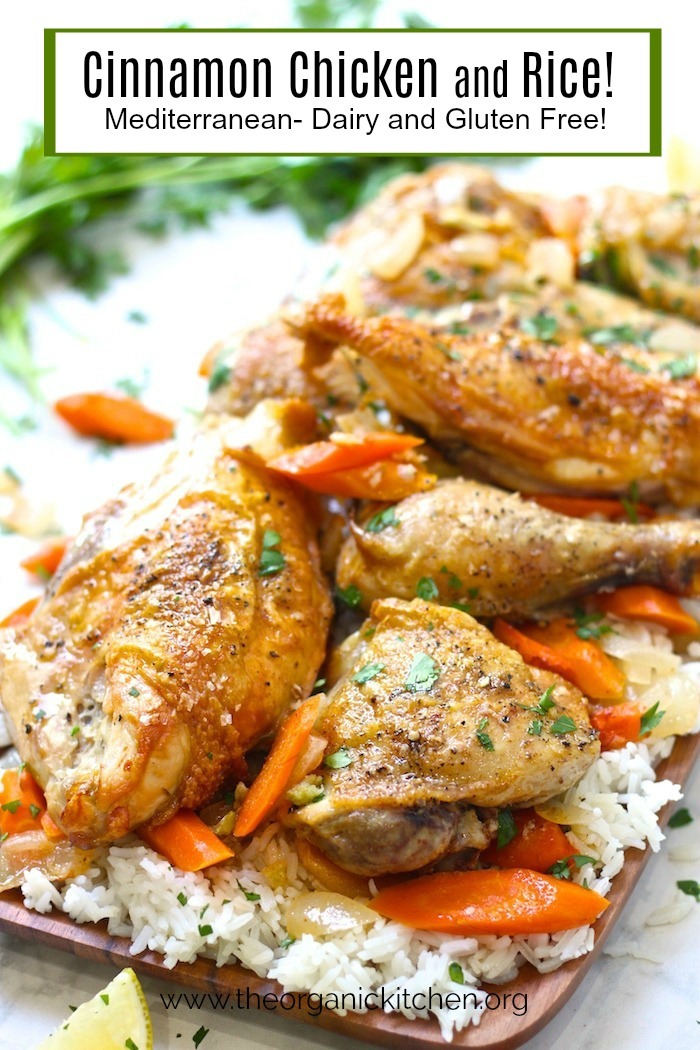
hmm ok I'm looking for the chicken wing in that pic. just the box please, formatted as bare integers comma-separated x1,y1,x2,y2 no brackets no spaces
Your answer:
292,599,599,875
337,479,700,617
0,414,332,848
296,294,700,503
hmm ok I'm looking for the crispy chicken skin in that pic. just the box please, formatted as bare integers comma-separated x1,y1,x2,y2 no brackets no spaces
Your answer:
0,416,332,847
338,479,700,618
292,599,599,875
333,164,552,310
296,295,700,503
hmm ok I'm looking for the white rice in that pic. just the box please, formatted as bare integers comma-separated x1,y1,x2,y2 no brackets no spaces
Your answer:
19,620,699,1042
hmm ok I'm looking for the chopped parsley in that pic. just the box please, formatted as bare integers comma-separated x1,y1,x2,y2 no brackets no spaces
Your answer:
677,880,700,901
550,714,577,735
688,245,700,271
128,687,140,697
126,309,148,325
198,924,214,936
1,800,20,814
572,608,613,641
405,652,440,693
537,685,556,714
324,746,353,769
193,1026,210,1048
497,808,518,849
335,583,363,609
424,267,444,284
436,340,463,362
287,775,325,807
548,855,597,880
649,254,677,276
527,719,543,736
29,804,41,819
475,717,494,751
449,321,472,335
207,357,232,393
258,530,285,578
440,565,462,590
621,357,651,374
100,993,109,1005
177,892,188,906
237,880,260,902
352,662,385,684
452,602,472,614
280,936,295,949
586,324,650,347
125,1040,139,1050
639,701,665,737
521,313,558,342
364,506,399,533
668,807,693,829
311,678,326,694
621,479,641,524
70,726,80,737
662,352,697,380
416,576,439,601
448,961,464,984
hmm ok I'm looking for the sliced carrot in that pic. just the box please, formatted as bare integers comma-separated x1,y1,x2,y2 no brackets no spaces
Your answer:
371,868,609,935
285,459,436,500
234,695,322,838
267,432,423,477
594,585,698,635
493,617,625,702
589,703,643,750
20,538,69,580
138,809,234,872
55,393,174,444
0,597,39,629
531,495,655,521
0,768,46,837
295,835,371,897
481,810,574,873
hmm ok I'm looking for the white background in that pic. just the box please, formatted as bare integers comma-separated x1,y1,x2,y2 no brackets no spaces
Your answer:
53,30,652,155
1,2,700,1050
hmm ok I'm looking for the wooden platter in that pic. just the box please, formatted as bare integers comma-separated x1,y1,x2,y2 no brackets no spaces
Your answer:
1,731,698,1050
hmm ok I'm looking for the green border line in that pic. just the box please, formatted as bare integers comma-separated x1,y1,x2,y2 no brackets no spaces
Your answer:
45,27,662,158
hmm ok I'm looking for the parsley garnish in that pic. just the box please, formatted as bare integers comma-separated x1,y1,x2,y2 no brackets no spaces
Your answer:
550,714,577,735
29,804,41,819
688,245,700,270
280,936,295,949
476,717,495,751
335,584,363,609
424,267,444,284
449,321,472,335
352,662,385,684
258,530,285,577
237,880,260,902
448,961,464,984
677,880,700,901
572,608,613,641
548,854,597,879
436,340,463,362
662,353,697,380
70,726,80,737
527,719,543,736
100,993,109,1005
639,701,665,737
324,746,353,769
538,685,556,713
193,1027,210,1049
668,807,693,829
521,313,558,342
208,356,232,393
128,687,140,697
177,892,188,906
416,576,439,601
198,924,214,936
649,254,677,276
1,800,20,814
621,479,640,523
497,808,518,849
364,506,399,533
586,324,650,347
405,652,440,693
311,678,326,694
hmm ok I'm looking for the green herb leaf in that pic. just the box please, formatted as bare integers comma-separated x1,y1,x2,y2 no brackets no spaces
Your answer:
128,686,140,698
527,719,543,736
198,924,213,936
521,313,558,342
193,1026,210,1049
572,608,613,641
649,254,677,276
280,936,295,949
586,324,650,348
262,529,281,548
177,892,188,906
424,267,444,284
436,340,463,362
639,701,665,737
621,479,640,523
29,803,41,819
100,993,109,1005
497,808,518,849
668,807,693,829
448,961,464,984
677,880,700,902
237,880,261,902
416,576,439,601
550,714,577,735
324,746,353,769
476,717,495,751
405,652,440,693
1,800,20,814
364,506,399,533
125,1039,139,1050
335,583,363,609
352,662,385,685
662,353,697,380
258,531,285,577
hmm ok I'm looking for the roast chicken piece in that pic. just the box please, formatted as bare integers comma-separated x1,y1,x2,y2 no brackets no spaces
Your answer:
0,412,332,848
296,294,700,504
337,479,700,617
333,164,554,311
292,599,599,876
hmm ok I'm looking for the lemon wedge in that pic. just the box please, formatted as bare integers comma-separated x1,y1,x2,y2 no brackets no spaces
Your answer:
36,967,152,1050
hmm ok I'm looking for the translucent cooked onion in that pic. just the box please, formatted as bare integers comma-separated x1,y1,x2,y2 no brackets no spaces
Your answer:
285,891,376,938
637,671,700,738
0,830,100,892
534,800,590,826
366,213,425,280
526,237,575,289
449,233,500,269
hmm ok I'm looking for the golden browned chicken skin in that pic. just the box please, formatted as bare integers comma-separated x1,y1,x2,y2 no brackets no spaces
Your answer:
292,598,599,875
338,479,700,617
296,294,700,504
0,415,332,848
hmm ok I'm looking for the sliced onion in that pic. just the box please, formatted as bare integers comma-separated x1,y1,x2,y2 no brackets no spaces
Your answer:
285,891,376,938
449,233,500,269
526,238,575,289
0,830,100,892
366,213,425,280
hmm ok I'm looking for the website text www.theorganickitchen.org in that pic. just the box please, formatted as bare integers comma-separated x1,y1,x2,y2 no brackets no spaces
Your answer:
159,986,529,1018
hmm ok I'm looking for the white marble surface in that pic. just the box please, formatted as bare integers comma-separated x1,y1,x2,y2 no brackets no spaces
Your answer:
2,2,700,1047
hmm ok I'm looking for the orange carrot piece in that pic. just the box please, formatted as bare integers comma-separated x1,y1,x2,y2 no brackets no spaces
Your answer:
494,617,625,702
589,703,643,751
295,836,371,897
20,538,69,580
0,768,46,837
138,809,234,872
595,585,698,635
267,433,423,477
0,597,39,629
55,393,174,444
371,868,609,935
481,810,574,873
234,695,322,838
531,494,655,521
285,459,435,500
